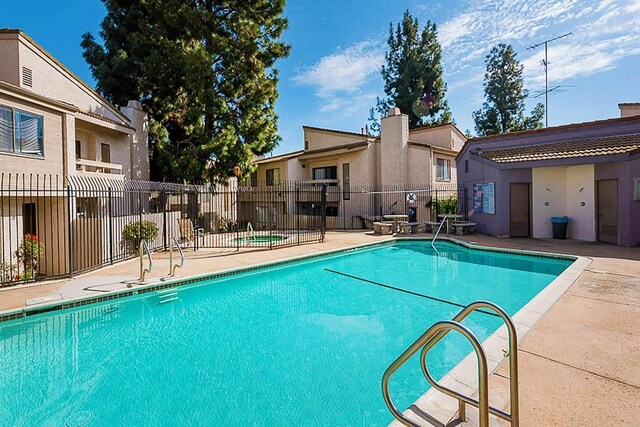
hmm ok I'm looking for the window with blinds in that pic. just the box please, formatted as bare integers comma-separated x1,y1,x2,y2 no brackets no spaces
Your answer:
0,106,13,152
0,105,44,156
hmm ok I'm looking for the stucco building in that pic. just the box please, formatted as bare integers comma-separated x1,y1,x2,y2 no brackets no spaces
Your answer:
0,29,150,280
247,107,466,228
456,104,640,247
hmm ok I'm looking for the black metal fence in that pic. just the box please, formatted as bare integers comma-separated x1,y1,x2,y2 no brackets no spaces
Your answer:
0,173,466,287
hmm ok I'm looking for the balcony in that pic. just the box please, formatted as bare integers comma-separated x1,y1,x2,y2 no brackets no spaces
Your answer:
75,158,124,180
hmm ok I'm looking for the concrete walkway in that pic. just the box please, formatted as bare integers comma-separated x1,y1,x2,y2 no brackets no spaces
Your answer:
1,232,639,425
449,235,640,426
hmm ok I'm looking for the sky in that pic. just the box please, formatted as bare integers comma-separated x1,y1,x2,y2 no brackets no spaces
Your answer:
2,0,639,156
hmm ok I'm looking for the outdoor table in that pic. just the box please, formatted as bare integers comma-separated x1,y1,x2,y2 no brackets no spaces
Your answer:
437,214,463,236
383,214,409,232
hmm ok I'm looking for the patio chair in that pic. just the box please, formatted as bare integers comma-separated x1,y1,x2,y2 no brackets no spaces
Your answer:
177,218,205,247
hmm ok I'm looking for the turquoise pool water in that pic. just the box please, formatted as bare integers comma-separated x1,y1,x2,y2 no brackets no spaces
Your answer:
0,241,572,426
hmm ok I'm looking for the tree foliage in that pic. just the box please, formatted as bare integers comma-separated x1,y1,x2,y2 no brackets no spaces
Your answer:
472,44,544,136
376,10,452,129
81,0,290,183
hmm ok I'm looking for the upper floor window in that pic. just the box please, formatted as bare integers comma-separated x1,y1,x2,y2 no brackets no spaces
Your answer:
313,166,338,186
0,105,44,157
266,168,280,186
436,158,451,181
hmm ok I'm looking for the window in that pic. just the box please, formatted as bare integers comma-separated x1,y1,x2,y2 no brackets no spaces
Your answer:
342,163,350,200
436,158,451,181
313,166,338,186
101,143,111,164
266,168,280,186
250,171,258,187
634,178,640,200
313,166,337,180
0,105,44,157
465,159,469,173
75,140,82,159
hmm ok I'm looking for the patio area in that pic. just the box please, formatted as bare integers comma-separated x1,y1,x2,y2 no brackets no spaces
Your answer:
1,231,639,425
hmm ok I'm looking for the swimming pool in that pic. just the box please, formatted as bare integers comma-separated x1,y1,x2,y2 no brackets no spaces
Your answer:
0,240,572,426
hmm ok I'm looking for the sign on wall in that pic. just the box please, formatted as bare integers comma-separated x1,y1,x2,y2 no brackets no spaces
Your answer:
473,182,495,214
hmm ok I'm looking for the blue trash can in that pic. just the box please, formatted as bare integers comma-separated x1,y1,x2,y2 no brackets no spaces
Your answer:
551,216,569,239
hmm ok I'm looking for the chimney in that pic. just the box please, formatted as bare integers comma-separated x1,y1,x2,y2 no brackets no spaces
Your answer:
619,103,640,118
380,107,409,187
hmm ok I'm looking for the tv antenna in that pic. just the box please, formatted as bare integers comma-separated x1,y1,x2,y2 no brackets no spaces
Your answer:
527,32,573,127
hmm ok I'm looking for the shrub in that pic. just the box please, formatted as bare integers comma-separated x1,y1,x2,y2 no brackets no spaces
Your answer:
15,234,44,281
122,220,159,252
433,196,458,215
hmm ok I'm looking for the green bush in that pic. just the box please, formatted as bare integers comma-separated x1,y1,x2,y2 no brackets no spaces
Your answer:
433,196,458,215
122,220,159,252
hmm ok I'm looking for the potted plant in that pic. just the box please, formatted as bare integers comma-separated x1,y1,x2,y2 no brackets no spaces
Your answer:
122,220,159,253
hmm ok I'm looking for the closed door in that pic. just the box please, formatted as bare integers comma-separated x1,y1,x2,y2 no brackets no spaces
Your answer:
597,179,618,244
509,183,530,237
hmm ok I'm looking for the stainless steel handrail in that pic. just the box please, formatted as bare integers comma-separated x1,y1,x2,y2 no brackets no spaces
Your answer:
419,301,519,425
139,239,152,282
382,300,519,427
382,320,489,427
431,216,447,253
169,237,184,276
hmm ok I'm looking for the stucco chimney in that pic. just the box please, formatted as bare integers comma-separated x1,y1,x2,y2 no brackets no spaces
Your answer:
120,100,150,181
380,107,409,187
619,103,640,118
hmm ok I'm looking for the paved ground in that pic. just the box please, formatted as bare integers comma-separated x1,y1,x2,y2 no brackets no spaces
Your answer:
1,231,639,426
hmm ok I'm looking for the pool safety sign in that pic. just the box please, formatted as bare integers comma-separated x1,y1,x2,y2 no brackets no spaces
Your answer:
406,192,417,204
473,182,495,214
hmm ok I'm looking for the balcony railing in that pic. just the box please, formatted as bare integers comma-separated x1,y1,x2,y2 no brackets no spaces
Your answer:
75,158,124,179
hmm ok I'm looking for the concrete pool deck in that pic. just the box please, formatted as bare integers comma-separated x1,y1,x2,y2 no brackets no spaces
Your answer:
1,231,639,425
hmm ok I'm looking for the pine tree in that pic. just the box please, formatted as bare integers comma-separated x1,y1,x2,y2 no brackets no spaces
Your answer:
379,10,452,128
473,44,544,136
81,0,290,183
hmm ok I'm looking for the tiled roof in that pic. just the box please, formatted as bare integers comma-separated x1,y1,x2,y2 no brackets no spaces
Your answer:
481,133,640,163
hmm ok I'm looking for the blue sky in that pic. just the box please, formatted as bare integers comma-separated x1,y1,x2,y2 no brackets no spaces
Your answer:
2,0,640,155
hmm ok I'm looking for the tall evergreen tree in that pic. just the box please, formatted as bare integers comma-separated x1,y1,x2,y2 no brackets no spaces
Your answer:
473,43,544,136
378,10,452,128
81,0,290,183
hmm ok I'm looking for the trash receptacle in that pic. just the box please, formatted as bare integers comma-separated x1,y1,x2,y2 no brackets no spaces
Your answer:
551,216,569,239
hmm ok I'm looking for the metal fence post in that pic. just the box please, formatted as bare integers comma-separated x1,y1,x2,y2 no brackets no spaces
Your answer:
435,188,439,220
67,185,74,277
235,183,240,252
320,183,327,242
108,186,113,265
161,190,167,251
296,186,300,245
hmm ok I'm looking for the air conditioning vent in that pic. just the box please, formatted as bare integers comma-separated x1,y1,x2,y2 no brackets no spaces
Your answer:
22,67,33,87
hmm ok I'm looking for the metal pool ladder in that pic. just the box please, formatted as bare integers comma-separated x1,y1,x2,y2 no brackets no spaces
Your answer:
382,300,520,427
431,216,448,254
169,237,184,277
138,239,152,283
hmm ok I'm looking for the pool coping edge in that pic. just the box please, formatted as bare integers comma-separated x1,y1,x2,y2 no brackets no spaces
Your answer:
389,242,591,426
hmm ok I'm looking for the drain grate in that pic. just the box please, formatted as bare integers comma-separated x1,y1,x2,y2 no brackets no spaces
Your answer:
65,411,93,427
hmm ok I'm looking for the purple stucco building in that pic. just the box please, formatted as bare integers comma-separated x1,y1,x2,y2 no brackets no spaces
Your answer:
456,107,640,247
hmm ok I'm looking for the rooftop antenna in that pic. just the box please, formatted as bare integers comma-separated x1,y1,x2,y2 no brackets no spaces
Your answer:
527,32,573,127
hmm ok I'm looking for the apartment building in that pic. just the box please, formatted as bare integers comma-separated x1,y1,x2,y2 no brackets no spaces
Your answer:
246,107,466,228
0,29,149,279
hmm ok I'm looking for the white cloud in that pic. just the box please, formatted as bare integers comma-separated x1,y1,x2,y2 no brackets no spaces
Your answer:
293,41,384,97
433,0,640,86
